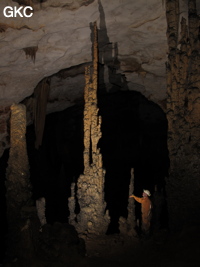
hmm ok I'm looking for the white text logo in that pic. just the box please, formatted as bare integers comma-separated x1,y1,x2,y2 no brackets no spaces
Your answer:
3,6,33,18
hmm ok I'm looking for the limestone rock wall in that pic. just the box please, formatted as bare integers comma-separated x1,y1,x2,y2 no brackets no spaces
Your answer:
166,0,200,229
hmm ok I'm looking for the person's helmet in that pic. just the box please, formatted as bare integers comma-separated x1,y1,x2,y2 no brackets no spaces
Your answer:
143,189,151,196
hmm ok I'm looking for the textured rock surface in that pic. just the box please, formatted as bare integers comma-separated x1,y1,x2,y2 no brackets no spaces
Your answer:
166,0,200,229
0,0,167,109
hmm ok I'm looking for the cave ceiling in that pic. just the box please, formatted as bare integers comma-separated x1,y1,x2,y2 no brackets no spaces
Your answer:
0,0,169,112
0,0,199,113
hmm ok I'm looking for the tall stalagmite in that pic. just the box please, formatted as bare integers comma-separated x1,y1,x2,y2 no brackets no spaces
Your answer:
6,104,33,258
69,22,110,236
166,0,200,229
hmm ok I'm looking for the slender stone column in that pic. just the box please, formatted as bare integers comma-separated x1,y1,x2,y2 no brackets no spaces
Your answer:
6,104,33,258
119,168,136,236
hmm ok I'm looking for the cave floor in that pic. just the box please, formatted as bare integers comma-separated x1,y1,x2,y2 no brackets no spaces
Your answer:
85,225,200,267
2,224,199,267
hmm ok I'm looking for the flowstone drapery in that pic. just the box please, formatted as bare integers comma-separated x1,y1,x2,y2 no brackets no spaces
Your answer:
34,78,51,149
68,22,110,236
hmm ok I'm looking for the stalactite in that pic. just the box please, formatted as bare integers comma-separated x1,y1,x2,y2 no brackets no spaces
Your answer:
119,168,136,237
68,22,110,236
23,46,38,63
34,77,50,149
166,0,200,229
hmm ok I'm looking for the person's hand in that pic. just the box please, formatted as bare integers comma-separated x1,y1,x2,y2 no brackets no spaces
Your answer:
129,194,134,198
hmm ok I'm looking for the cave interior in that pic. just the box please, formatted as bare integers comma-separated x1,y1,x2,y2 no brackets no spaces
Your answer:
0,0,200,266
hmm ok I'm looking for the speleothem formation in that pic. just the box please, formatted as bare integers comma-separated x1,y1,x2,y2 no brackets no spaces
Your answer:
69,22,110,236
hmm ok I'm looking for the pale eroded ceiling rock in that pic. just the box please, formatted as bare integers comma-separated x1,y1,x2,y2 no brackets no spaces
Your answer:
0,0,168,112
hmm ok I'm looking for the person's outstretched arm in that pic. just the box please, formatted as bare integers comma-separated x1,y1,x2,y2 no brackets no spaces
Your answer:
129,195,143,203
